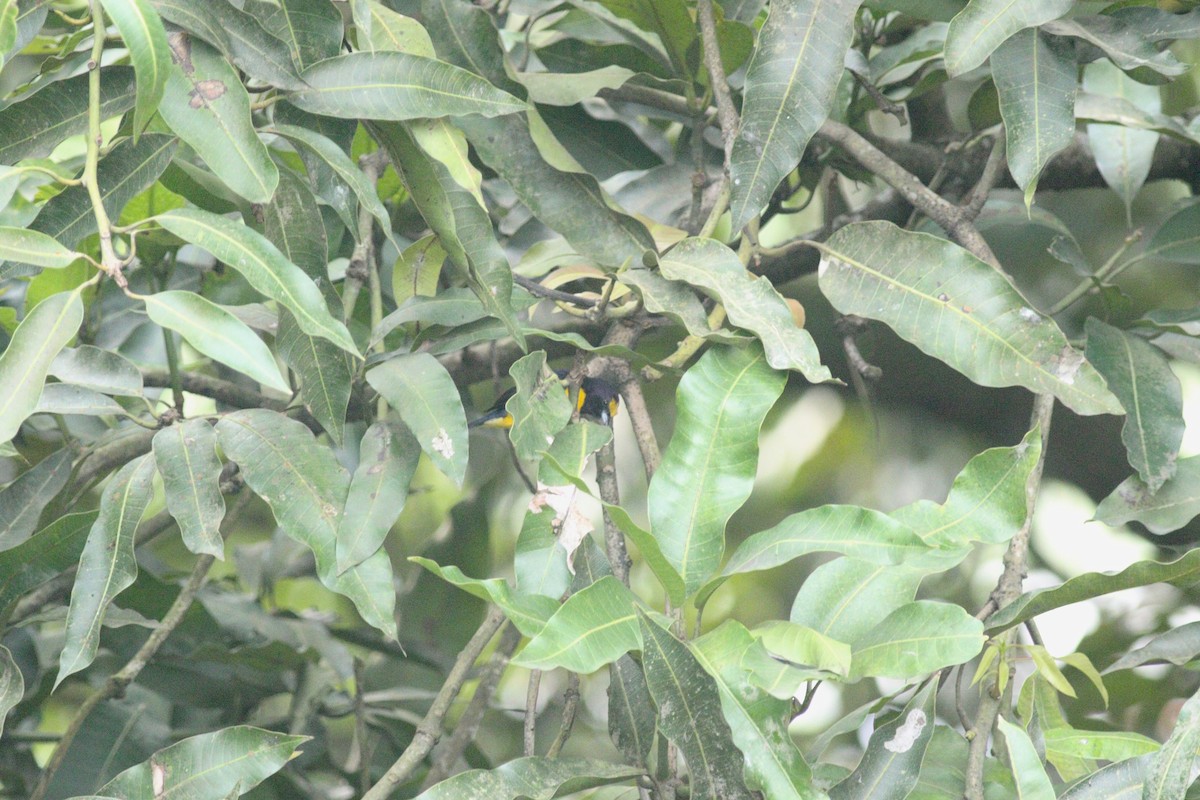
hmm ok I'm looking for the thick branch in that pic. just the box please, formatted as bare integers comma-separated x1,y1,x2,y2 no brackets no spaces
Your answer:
142,369,289,410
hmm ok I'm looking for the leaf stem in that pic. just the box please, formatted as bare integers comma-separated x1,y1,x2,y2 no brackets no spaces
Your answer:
83,1,124,286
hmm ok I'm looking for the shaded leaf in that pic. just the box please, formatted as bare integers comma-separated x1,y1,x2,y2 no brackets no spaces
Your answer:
943,0,1072,76
366,354,468,485
830,684,936,800
57,453,157,686
638,608,755,800
506,352,573,462
1143,201,1200,265
49,346,143,398
1057,756,1151,800
1045,14,1188,77
658,238,832,382
412,757,641,800
815,221,1123,416
0,644,21,739
850,600,984,680
608,654,657,768
336,422,420,573
143,290,291,392
0,290,85,445
0,511,98,612
648,343,785,598
1096,456,1200,535
155,207,359,355
728,0,860,230
618,266,731,342
514,576,642,672
216,409,398,640
34,383,127,416
98,725,307,798
153,419,226,559
257,164,328,279
1145,686,1200,800
995,717,1056,800
1083,60,1161,221
253,0,343,70
410,557,559,637
276,308,352,445
99,0,170,136
159,33,278,203
0,448,73,549
1104,620,1200,673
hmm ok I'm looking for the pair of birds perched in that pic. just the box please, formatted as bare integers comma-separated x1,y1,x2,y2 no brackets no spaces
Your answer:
468,370,620,429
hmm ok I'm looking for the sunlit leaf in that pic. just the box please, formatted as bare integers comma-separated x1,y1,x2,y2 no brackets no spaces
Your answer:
99,0,169,137
0,290,84,445
943,0,1072,76
791,558,925,645
0,227,81,268
830,683,936,800
336,422,420,573
514,576,641,672
850,600,984,680
153,419,226,559
995,718,1055,800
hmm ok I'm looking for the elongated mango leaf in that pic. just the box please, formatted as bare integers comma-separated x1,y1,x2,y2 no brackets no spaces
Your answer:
608,654,656,768
34,383,126,416
830,683,936,800
366,355,468,485
276,308,352,446
1083,58,1161,221
0,67,136,165
255,0,342,70
149,0,304,89
991,28,1076,208
691,621,823,800
0,227,81,268
155,208,359,355
1057,756,1151,800
1143,201,1200,265
143,290,291,393
986,546,1200,633
98,725,307,798
288,51,525,120
658,238,832,382
410,557,559,637
849,600,984,680
790,558,925,645
49,346,142,398
698,506,927,609
1085,319,1183,492
1104,621,1200,673
1045,15,1188,78
56,453,157,686
0,510,97,612
216,410,397,640
153,419,226,559
412,757,641,800
756,621,852,677
1043,728,1158,764
0,448,72,549
367,120,523,346
943,0,1073,76
99,0,169,137
514,576,642,672
506,352,573,462
257,164,327,279
618,266,732,342
1145,688,1200,799
637,608,755,800
0,644,21,739
28,133,176,259
1096,456,1200,535
995,718,1056,800
0,290,84,445
728,0,860,231
336,422,420,573
648,343,785,598
158,34,278,203
815,221,1123,416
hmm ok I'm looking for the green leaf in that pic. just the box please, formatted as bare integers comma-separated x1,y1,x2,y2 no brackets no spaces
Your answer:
618,266,731,342
506,353,573,462
991,28,1076,208
149,0,305,89
608,654,657,768
0,644,21,739
257,164,328,279
691,621,823,800
34,383,126,416
728,0,860,230
158,35,278,203
830,683,936,800
1096,456,1200,535
815,221,1123,416
995,718,1056,800
1144,201,1200,265
1043,728,1158,764
1075,91,1194,144
98,725,307,798
1057,756,1151,800
412,757,641,800
362,1,435,56
1045,14,1188,77
1144,686,1200,799
254,0,343,71
0,511,97,612
850,600,984,680
410,557,559,637
518,66,634,105
288,51,525,120
1082,57,1161,220
216,410,398,640
637,609,755,800
57,453,157,687
142,290,291,393
48,346,144,398
791,559,926,645
986,546,1200,633
0,67,136,165
1104,620,1200,673
648,343,785,599
152,419,226,559
0,448,73,549
1085,319,1183,492
0,290,85,445
0,227,81,267
755,621,852,677
155,207,359,355
99,0,170,137
276,308,352,445
657,238,832,382
366,355,468,485
514,576,642,672
943,0,1072,76
336,422,420,573
907,726,969,800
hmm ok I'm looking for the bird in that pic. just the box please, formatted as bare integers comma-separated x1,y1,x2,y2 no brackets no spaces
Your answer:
469,370,620,429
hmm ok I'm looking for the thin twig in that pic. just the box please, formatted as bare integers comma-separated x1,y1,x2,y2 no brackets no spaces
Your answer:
696,0,739,170
961,134,1007,222
513,273,598,308
524,669,542,756
361,607,508,800
546,672,581,757
595,439,630,586
30,553,216,800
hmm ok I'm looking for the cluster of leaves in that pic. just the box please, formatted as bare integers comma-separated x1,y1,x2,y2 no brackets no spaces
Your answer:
0,0,1199,798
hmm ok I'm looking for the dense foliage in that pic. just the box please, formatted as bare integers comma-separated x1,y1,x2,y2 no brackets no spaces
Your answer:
1,0,1200,798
